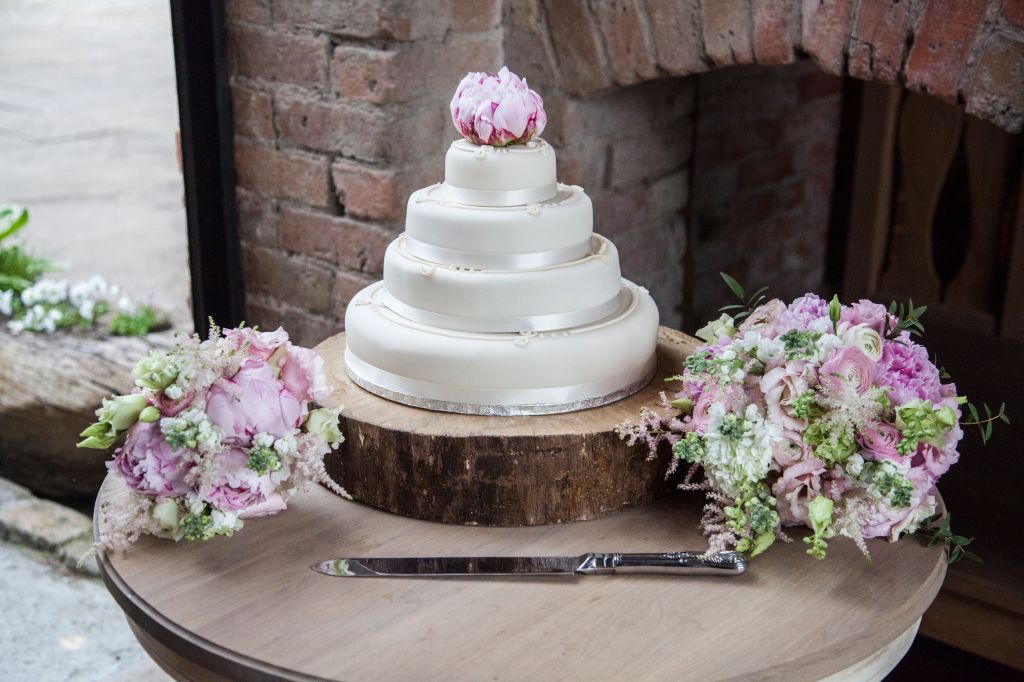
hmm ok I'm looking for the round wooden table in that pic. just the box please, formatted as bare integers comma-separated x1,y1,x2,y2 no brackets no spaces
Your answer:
95,475,946,681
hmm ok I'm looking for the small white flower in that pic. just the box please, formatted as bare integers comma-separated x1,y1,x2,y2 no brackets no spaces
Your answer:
846,453,865,477
273,436,296,457
253,432,275,448
164,384,183,400
0,290,13,316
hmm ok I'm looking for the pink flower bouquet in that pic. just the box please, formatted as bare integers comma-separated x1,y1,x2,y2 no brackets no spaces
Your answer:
619,276,1006,561
450,66,546,146
79,324,346,551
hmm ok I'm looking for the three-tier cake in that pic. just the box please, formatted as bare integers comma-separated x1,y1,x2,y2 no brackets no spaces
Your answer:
343,68,659,415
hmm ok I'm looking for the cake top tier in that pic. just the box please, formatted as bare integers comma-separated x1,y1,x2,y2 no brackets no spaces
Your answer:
443,138,557,206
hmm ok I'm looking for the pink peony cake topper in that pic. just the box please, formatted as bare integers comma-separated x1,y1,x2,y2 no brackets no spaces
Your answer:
450,66,546,147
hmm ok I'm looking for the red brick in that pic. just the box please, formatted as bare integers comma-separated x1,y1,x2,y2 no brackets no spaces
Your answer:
847,0,910,82
453,0,502,32
225,0,271,24
227,25,328,89
905,0,987,100
752,0,799,64
556,149,607,190
242,245,335,315
234,140,334,208
648,169,689,220
801,0,854,75
701,0,755,67
592,0,658,84
275,92,392,162
541,0,613,95
591,187,649,239
280,207,391,274
230,84,273,141
504,0,545,31
645,0,703,74
280,308,338,347
331,160,403,221
273,0,383,39
236,188,279,247
332,46,401,103
1005,2,1024,30
608,131,690,189
505,27,561,90
335,270,378,320
965,31,1024,133
244,295,282,330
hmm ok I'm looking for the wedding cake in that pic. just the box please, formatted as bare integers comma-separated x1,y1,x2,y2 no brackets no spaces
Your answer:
343,68,659,415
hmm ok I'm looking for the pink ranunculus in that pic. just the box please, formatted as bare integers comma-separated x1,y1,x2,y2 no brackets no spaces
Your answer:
911,442,960,481
155,389,194,417
773,429,812,467
772,457,827,525
206,358,303,447
760,360,811,431
278,344,331,404
876,340,942,404
224,326,290,361
689,385,722,434
203,448,287,518
110,422,190,498
450,66,546,147
840,299,890,335
819,346,876,395
738,298,787,338
858,422,906,463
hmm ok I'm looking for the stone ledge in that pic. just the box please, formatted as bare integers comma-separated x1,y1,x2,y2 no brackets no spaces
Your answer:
0,476,98,577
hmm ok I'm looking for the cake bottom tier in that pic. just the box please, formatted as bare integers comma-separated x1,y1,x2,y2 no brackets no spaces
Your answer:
343,279,659,415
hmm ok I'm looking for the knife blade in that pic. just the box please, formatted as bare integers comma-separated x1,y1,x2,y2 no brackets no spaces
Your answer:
311,551,747,577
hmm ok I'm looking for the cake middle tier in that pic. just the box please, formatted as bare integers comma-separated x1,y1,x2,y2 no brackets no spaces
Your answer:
383,234,623,333
405,183,592,269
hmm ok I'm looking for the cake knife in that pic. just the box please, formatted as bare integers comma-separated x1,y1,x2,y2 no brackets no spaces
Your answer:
311,551,747,577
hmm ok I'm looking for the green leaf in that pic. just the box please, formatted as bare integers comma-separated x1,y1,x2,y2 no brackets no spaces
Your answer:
967,403,980,422
720,272,744,301
0,205,29,242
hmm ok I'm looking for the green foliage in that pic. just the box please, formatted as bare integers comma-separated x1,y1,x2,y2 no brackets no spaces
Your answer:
718,272,768,322
671,432,705,463
927,515,981,565
109,305,164,336
792,389,820,421
779,329,822,361
0,205,54,293
180,509,215,542
247,443,282,476
803,417,856,465
963,401,1010,445
883,299,927,342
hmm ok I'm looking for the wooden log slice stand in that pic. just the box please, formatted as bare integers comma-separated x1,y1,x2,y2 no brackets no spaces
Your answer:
314,326,697,526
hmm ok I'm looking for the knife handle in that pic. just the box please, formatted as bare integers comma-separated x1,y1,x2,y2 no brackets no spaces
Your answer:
575,552,747,576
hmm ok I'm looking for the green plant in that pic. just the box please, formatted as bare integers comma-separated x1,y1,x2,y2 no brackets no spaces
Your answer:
0,205,55,293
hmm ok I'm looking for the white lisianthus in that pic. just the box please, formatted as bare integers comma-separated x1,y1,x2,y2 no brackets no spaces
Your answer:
151,498,183,539
305,407,344,448
838,322,884,362
739,330,784,364
700,403,782,499
696,313,736,343
96,393,149,431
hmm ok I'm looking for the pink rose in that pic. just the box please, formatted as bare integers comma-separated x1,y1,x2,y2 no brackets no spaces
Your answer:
689,385,722,434
840,300,890,335
773,430,811,467
110,421,190,498
760,361,811,431
858,422,906,463
279,344,331,404
738,298,786,338
206,358,303,447
450,66,546,147
203,448,287,518
224,326,290,361
772,457,827,525
819,346,876,395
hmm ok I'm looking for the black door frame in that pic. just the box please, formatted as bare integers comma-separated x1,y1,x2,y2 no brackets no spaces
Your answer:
170,0,243,335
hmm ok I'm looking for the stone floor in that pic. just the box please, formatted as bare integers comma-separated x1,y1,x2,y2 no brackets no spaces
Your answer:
0,0,190,327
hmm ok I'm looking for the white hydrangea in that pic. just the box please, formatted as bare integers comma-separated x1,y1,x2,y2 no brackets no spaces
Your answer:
701,403,782,499
738,330,784,364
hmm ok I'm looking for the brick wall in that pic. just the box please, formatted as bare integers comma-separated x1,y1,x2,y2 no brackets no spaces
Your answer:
225,0,1024,345
687,63,843,325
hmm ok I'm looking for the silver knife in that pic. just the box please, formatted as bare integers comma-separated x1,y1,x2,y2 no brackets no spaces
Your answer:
311,551,747,577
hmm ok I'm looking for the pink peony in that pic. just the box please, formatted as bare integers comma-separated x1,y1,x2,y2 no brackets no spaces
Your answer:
773,430,812,467
776,294,830,334
279,344,332,404
840,299,890,335
911,442,960,481
819,346,876,395
206,358,303,447
876,340,942,404
450,66,546,147
760,360,811,431
203,448,286,518
858,422,906,463
110,422,190,498
772,457,827,525
224,326,290,361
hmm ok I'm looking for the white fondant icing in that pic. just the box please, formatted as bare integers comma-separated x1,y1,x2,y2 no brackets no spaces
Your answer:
383,235,622,322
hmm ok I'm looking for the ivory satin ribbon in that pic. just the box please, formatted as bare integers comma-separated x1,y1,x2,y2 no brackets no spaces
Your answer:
344,348,656,416
403,235,593,270
441,182,558,207
381,289,625,333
